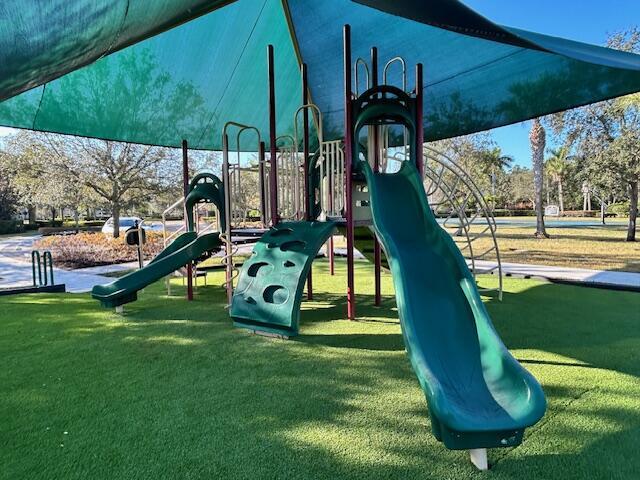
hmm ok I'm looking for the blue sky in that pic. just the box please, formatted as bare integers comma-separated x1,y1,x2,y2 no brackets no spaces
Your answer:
2,1,640,164
463,0,640,167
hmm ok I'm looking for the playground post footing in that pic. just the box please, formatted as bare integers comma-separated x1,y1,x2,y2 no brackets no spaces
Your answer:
469,448,488,471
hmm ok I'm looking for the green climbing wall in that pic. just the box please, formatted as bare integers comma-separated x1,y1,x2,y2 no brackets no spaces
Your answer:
231,221,335,336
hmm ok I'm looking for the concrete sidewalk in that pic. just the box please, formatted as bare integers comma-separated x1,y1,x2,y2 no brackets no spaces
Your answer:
0,234,112,293
0,253,112,293
472,260,640,291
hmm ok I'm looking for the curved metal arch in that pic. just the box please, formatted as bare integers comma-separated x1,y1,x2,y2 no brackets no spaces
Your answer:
422,147,503,299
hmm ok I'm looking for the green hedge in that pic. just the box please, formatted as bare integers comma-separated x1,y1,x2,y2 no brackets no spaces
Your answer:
62,220,105,227
38,226,103,236
608,202,630,216
0,220,25,235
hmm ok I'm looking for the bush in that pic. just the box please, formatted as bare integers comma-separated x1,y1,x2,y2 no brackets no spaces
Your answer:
0,220,24,235
34,231,165,269
491,209,536,217
34,220,63,228
561,210,597,217
608,202,630,217
39,226,102,236
61,220,105,227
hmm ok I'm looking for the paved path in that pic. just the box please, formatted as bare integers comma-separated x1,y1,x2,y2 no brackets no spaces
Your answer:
2,232,637,294
0,234,112,293
333,247,640,291
472,260,640,290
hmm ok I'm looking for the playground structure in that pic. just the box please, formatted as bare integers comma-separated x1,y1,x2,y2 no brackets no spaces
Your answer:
91,27,542,470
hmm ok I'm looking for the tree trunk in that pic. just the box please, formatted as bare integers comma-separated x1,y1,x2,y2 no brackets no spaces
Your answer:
530,119,548,238
50,206,56,222
546,179,551,205
28,205,36,224
558,179,564,213
112,203,121,239
627,180,638,242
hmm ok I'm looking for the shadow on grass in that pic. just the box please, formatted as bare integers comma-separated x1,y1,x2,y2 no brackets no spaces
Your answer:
485,282,640,377
1,270,639,479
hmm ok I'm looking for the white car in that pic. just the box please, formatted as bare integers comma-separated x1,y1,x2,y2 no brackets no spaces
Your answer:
101,216,164,236
101,217,142,236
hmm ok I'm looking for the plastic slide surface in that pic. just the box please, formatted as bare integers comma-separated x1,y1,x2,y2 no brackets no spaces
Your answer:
92,232,221,308
363,160,546,450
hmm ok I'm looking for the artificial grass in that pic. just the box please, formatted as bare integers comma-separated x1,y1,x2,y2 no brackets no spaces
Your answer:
1,260,639,479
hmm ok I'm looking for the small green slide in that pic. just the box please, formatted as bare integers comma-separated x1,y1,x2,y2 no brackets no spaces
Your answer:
231,221,335,336
363,160,546,450
93,170,225,309
92,232,222,308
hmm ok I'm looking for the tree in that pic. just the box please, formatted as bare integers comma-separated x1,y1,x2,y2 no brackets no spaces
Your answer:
545,147,570,213
530,118,549,238
0,133,81,223
0,173,17,220
507,166,535,209
480,147,513,198
548,29,640,241
45,136,180,238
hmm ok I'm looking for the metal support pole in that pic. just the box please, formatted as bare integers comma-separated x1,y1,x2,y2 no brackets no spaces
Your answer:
344,25,356,320
371,47,382,307
182,139,193,301
415,64,425,177
258,141,267,227
222,134,234,305
268,45,279,226
301,63,314,300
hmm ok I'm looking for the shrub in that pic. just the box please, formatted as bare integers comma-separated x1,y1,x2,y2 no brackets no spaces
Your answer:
34,231,165,269
39,226,102,236
0,220,24,235
61,220,106,227
608,202,630,217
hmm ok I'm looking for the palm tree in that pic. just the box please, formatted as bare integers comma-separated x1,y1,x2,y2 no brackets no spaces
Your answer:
545,147,570,213
482,147,514,197
530,118,549,238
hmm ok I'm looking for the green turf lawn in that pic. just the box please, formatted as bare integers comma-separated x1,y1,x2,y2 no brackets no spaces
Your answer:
1,260,639,479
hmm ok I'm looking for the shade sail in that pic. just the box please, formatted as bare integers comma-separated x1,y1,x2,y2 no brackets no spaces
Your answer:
1,0,639,150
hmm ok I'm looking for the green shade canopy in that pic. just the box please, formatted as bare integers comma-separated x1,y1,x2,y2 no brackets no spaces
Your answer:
1,0,640,150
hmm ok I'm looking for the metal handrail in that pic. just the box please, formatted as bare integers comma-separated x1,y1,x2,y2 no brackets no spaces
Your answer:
354,58,370,96
383,56,407,91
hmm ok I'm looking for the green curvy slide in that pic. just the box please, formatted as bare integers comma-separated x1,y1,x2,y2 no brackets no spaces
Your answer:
92,232,222,308
363,160,546,450
231,221,335,336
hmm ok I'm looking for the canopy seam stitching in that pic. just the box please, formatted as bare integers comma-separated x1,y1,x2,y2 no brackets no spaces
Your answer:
103,1,131,59
425,49,527,88
31,84,47,130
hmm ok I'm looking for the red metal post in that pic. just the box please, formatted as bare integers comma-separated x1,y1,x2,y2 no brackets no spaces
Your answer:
182,140,194,301
371,47,382,307
258,141,267,227
415,63,425,177
328,142,335,277
268,45,279,226
344,25,356,320
302,63,313,300
222,134,233,305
